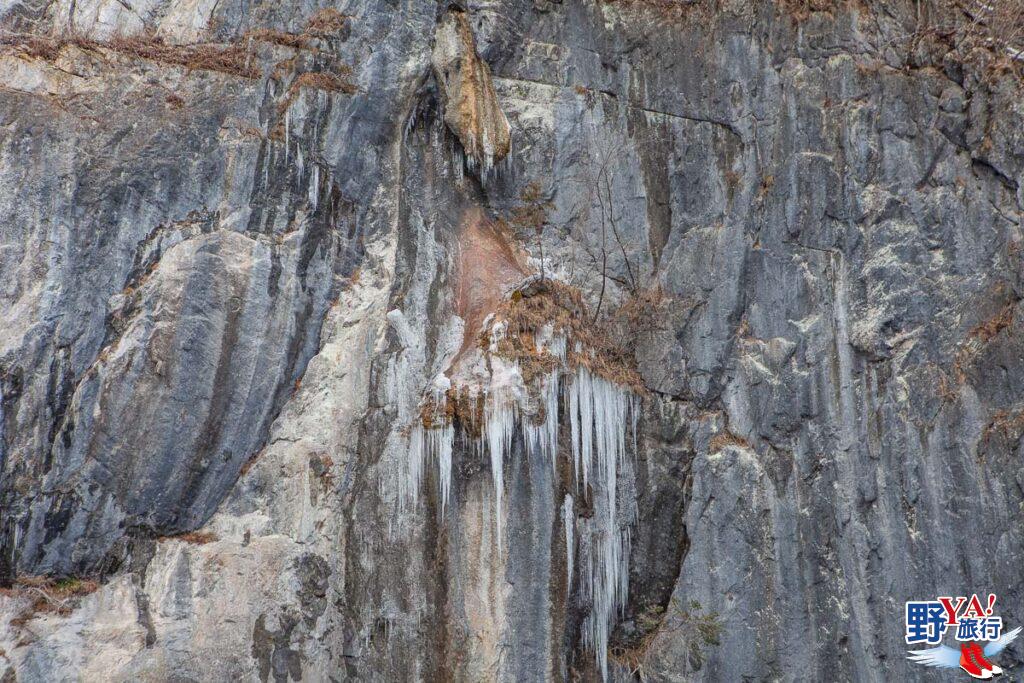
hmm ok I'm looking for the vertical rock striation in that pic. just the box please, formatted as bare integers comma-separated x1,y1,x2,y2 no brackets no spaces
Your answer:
0,0,1022,681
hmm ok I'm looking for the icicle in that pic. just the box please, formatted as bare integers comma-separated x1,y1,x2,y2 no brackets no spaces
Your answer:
396,319,639,681
482,396,515,542
435,423,454,515
563,494,574,587
403,98,422,146
567,366,636,681
403,425,425,510
309,164,320,212
523,331,561,472
284,110,290,166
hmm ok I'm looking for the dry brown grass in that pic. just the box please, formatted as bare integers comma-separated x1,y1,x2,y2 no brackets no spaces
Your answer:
291,70,356,93
160,530,218,544
0,33,67,60
708,429,752,452
243,10,350,48
479,278,651,392
244,28,310,50
2,576,100,626
0,31,261,78
106,35,260,78
305,8,350,37
610,600,723,679
274,69,356,118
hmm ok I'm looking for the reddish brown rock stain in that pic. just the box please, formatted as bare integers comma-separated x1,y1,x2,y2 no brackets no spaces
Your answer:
452,206,528,362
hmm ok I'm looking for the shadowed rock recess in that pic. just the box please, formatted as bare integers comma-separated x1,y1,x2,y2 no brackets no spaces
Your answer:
0,0,1022,680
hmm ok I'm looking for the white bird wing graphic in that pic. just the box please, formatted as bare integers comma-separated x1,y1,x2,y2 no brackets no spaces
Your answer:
907,644,960,669
984,626,1022,658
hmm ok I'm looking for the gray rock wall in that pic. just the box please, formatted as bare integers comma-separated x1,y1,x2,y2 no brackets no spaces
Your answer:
0,0,1022,680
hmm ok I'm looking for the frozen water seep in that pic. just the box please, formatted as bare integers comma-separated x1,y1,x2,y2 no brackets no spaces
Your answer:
308,163,320,212
402,323,638,679
563,494,574,587
402,375,454,515
569,364,636,681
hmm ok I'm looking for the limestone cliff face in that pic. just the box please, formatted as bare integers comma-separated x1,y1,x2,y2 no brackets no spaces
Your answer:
1,0,1023,681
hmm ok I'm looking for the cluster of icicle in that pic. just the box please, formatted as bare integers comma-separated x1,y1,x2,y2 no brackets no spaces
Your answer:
402,97,513,185
402,323,638,680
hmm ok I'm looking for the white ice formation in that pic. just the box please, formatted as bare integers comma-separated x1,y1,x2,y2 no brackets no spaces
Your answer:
402,319,639,679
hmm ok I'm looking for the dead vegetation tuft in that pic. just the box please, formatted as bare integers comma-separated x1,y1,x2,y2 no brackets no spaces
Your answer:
954,298,1018,381
159,530,218,544
599,0,1023,80
708,428,753,452
2,576,100,626
0,33,67,60
416,279,662,436
479,278,665,392
305,8,350,37
291,70,356,94
981,406,1024,446
105,35,260,78
244,9,349,48
244,28,310,50
274,69,357,119
0,31,261,78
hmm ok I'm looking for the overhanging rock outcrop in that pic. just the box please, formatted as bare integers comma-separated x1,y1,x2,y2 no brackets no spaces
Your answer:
431,5,512,175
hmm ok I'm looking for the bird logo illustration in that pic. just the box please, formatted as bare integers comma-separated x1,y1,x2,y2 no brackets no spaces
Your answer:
908,627,1021,679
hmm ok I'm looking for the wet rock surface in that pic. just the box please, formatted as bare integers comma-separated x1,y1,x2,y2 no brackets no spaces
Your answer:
0,0,1022,680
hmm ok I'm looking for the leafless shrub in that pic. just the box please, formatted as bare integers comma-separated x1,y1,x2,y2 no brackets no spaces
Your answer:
561,134,652,322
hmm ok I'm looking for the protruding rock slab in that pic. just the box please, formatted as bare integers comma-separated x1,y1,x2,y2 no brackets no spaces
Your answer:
431,6,512,173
